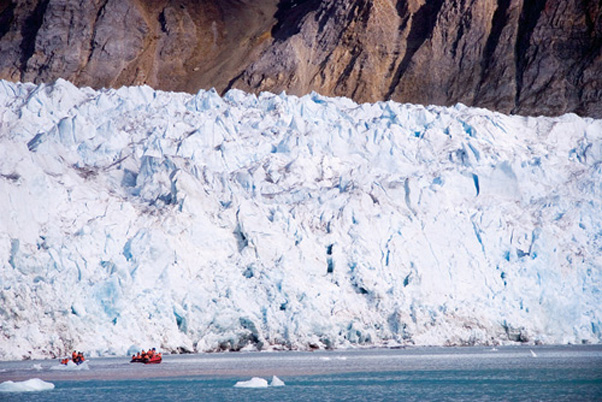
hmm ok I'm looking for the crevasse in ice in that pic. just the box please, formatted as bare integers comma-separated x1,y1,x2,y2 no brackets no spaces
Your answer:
0,79,600,360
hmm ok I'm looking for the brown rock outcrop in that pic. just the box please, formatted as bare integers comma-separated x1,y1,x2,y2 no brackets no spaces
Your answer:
0,0,600,117
0,0,278,92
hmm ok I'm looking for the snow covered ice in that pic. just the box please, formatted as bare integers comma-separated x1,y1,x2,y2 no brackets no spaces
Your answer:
0,79,601,360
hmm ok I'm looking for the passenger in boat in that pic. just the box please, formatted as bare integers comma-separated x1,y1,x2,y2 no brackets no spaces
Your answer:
72,350,77,361
130,348,162,363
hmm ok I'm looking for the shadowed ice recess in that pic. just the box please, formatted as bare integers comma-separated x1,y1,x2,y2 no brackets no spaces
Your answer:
0,79,600,360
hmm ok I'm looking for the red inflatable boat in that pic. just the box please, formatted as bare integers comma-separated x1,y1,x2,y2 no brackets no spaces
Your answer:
130,353,162,364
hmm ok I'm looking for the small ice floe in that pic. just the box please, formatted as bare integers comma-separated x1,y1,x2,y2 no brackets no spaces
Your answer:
270,376,285,387
50,360,89,371
32,363,43,371
234,377,269,388
0,378,55,392
490,347,498,352
336,356,348,361
530,349,537,358
319,357,331,361
234,376,286,388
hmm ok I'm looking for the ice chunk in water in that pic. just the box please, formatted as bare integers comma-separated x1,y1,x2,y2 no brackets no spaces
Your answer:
0,378,55,392
270,375,285,387
234,377,269,388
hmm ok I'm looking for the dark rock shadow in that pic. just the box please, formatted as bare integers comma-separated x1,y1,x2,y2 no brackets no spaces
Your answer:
271,0,322,41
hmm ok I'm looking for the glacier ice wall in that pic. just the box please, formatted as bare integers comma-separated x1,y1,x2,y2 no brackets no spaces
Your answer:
0,79,601,360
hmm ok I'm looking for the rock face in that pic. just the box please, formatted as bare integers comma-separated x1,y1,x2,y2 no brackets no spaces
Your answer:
0,0,600,117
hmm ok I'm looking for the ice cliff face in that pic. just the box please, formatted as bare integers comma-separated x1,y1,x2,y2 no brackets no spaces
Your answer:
0,79,601,360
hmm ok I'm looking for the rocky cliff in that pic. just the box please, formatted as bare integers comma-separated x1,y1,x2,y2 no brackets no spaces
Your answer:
0,0,600,117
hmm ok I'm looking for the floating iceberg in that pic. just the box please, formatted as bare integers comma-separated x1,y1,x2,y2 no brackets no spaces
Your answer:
0,79,600,360
234,375,285,388
0,379,55,392
270,376,285,387
234,377,269,388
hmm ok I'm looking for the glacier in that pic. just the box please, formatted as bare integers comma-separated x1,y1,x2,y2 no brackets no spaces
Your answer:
0,79,600,360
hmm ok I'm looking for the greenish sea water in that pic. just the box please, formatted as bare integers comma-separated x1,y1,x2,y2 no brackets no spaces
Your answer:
1,345,601,401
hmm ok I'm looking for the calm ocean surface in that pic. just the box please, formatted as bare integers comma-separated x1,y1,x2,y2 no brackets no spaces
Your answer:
0,345,601,401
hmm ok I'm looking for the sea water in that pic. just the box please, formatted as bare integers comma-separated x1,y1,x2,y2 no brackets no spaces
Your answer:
0,345,601,401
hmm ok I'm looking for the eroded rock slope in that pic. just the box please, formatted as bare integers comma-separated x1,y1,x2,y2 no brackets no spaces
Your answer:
0,1,601,116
